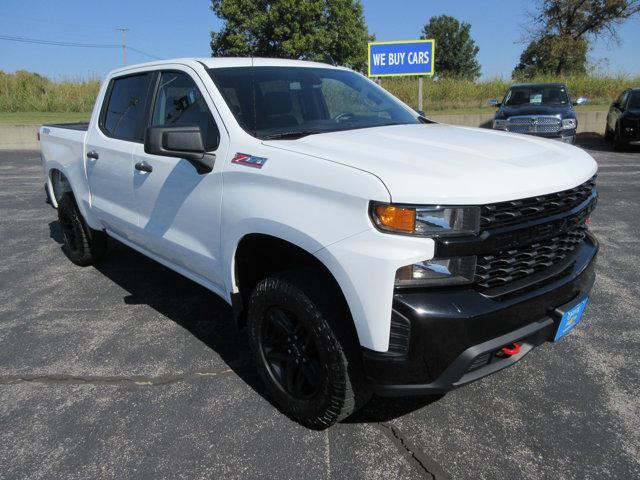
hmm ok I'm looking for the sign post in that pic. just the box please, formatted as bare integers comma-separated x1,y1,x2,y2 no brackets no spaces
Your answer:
367,39,435,112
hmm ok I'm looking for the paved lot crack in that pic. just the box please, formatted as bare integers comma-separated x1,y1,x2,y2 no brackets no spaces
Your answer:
0,368,241,387
375,422,451,480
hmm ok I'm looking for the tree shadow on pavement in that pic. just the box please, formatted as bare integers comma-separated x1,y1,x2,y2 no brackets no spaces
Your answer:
49,221,440,424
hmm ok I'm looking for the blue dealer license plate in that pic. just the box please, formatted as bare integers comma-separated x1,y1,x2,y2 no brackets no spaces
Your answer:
554,297,589,341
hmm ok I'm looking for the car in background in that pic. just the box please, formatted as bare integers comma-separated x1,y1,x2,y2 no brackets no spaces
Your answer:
605,87,640,150
489,83,587,144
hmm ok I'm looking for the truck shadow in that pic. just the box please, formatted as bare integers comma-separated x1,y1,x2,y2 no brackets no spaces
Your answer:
49,221,440,424
574,132,640,153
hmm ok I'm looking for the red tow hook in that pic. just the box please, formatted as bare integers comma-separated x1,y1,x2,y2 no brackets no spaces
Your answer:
500,342,521,356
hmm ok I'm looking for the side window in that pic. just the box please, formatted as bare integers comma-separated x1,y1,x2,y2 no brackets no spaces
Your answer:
102,73,151,141
619,91,629,110
151,71,220,151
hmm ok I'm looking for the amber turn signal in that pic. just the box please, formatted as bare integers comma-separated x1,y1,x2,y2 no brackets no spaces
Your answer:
374,205,416,233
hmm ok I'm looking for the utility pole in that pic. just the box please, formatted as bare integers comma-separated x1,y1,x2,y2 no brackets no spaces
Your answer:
116,27,129,66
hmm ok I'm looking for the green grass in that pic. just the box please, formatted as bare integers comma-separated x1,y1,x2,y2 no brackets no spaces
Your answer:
382,74,638,111
0,111,91,124
0,70,632,122
0,70,99,113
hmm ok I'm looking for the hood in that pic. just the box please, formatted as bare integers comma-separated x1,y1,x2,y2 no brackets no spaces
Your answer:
498,104,574,118
263,124,597,204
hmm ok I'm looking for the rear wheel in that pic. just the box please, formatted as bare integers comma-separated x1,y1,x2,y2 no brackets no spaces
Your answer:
57,193,107,266
247,270,370,429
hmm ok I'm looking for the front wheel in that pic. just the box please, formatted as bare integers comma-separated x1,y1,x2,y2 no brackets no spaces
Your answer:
613,128,626,151
247,270,370,429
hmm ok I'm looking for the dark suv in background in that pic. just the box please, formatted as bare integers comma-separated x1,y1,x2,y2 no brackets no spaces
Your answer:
606,87,640,149
490,83,587,144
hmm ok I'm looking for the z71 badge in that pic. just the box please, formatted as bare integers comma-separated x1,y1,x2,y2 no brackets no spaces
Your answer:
231,153,268,169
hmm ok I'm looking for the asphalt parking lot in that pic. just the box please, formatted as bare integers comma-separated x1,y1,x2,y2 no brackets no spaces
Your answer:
1,140,639,480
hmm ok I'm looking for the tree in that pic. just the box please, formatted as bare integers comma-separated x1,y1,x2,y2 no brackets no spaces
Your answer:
515,0,640,77
210,0,372,71
420,15,481,80
513,36,588,78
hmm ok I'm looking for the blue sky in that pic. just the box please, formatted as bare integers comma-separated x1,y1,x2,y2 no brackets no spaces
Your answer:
0,0,638,80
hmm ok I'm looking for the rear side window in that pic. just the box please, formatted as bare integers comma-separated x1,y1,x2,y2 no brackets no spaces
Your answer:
151,71,220,151
101,73,152,141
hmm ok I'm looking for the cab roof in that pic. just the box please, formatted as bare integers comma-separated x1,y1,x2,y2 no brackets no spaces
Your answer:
510,82,568,88
109,57,347,77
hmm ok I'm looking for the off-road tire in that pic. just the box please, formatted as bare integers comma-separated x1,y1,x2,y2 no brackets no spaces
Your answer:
612,123,626,151
247,270,371,429
57,193,107,266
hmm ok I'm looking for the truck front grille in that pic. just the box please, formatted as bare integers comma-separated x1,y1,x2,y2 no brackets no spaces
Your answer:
480,176,596,229
475,224,587,290
506,115,561,134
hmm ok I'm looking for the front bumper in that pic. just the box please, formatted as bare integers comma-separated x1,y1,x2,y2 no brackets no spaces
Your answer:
620,123,640,143
494,126,576,143
363,233,598,396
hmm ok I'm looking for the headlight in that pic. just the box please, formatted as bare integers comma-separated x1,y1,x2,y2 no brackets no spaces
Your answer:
493,119,507,130
395,256,476,287
562,118,577,130
371,203,480,237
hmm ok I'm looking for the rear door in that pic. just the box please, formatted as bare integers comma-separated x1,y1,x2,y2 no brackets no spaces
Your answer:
130,67,228,289
86,72,154,238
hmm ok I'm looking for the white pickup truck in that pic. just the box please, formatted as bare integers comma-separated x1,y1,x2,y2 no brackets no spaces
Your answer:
40,58,598,429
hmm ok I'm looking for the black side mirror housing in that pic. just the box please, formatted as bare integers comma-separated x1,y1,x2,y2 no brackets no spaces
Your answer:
144,126,215,174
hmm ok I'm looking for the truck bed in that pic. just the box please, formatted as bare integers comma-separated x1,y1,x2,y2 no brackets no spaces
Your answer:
43,122,89,131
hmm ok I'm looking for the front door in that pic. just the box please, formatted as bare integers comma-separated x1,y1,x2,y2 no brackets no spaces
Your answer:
131,68,227,289
86,72,154,239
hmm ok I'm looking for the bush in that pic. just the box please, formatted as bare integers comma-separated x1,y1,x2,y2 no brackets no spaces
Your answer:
0,70,100,113
381,74,640,111
0,69,638,114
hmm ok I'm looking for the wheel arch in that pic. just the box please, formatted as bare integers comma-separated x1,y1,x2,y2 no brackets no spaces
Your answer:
45,164,103,230
231,233,361,345
48,168,72,207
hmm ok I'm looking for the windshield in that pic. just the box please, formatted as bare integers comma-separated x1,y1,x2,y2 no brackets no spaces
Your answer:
628,93,640,110
504,85,569,107
208,66,419,139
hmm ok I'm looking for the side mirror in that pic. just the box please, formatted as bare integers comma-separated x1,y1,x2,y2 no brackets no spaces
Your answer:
144,126,215,174
573,96,588,106
612,101,621,109
415,109,426,117
488,98,501,108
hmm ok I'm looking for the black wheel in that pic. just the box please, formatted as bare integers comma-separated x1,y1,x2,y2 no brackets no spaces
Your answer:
247,270,370,429
604,126,613,143
613,123,625,151
57,192,107,266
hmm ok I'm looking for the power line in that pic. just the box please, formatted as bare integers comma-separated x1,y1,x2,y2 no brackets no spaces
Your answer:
0,34,162,60
127,46,162,60
0,34,118,49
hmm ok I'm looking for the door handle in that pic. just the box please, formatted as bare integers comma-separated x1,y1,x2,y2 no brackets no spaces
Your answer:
86,150,99,160
135,162,153,173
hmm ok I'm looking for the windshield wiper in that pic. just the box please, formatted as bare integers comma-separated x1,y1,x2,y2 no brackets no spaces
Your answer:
262,130,319,140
